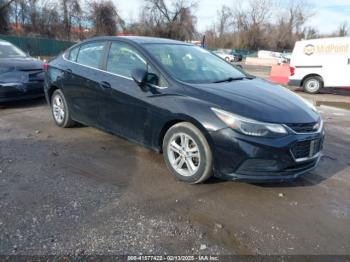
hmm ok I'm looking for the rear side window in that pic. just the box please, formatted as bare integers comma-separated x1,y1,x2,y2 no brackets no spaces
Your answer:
106,42,147,78
76,42,106,69
68,46,79,62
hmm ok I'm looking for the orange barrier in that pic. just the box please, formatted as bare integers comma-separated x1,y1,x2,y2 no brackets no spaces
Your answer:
268,64,290,85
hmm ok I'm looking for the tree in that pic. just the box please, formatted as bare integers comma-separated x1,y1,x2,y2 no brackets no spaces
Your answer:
0,0,15,33
61,0,82,40
89,0,124,36
232,0,273,49
337,22,349,37
217,5,232,38
303,26,318,39
141,0,198,40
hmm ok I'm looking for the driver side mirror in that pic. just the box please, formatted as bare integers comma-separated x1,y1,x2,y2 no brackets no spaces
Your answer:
131,68,147,86
131,68,159,89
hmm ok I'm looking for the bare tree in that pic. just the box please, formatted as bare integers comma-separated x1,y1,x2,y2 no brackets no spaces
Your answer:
89,0,124,36
0,0,14,11
60,0,82,40
141,0,198,40
337,22,349,37
217,5,232,38
0,0,15,33
303,26,318,39
37,1,61,38
231,0,273,49
11,0,27,27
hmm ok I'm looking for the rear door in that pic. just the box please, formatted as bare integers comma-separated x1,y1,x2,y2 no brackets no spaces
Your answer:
63,41,108,126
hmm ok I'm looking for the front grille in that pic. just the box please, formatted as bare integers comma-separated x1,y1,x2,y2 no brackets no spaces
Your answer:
291,139,322,160
286,122,318,133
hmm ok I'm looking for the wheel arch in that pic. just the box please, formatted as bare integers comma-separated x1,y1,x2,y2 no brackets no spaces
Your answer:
47,85,60,105
157,116,215,154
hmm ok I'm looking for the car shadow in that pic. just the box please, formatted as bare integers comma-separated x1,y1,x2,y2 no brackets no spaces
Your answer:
0,97,47,109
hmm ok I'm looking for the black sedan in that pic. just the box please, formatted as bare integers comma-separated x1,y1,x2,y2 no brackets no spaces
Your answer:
0,40,44,103
44,36,324,184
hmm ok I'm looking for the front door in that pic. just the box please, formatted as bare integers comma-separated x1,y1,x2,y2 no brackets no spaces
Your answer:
98,41,151,143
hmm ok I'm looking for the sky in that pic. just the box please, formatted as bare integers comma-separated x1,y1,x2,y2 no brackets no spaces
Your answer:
113,0,350,34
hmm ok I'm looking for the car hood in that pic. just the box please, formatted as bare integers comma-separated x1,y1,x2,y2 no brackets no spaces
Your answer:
0,57,43,70
189,78,320,124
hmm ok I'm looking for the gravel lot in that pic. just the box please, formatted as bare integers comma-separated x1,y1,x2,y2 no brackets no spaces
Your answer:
1,72,350,255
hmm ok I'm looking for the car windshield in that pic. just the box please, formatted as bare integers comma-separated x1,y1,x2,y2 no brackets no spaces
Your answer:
144,44,246,84
0,41,27,58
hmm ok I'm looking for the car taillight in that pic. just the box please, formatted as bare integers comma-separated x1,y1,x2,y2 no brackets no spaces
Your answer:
43,63,49,72
290,66,295,76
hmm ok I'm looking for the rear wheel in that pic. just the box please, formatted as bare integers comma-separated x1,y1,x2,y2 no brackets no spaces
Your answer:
51,89,75,128
163,122,213,184
303,76,323,94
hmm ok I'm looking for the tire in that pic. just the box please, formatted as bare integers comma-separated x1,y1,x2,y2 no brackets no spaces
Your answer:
51,89,75,128
303,76,323,94
163,122,213,184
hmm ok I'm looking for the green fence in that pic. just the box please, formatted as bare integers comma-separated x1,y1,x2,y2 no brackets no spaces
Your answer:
0,35,76,57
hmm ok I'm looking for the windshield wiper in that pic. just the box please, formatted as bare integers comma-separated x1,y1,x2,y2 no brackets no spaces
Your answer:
213,77,245,83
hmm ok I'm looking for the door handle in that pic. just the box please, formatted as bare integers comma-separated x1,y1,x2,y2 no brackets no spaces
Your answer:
100,81,111,89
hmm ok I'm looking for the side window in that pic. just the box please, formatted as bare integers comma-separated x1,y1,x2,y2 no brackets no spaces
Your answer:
76,42,106,69
106,42,147,78
68,46,79,62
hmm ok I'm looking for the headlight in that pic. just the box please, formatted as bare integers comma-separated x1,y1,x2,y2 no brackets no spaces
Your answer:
211,108,288,137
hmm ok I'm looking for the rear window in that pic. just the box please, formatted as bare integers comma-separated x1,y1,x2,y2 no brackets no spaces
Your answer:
76,42,106,69
0,41,27,58
68,46,79,62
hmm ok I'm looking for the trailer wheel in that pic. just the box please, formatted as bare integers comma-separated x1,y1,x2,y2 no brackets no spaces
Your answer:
303,76,323,94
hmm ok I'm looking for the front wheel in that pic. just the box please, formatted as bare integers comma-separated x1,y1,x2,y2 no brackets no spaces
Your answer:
163,122,213,184
303,76,323,94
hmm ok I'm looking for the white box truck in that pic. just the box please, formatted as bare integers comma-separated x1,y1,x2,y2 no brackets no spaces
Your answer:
288,37,350,93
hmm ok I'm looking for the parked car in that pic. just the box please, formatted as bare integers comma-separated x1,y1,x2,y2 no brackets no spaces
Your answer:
232,52,243,62
289,37,350,93
0,39,44,102
45,36,324,184
213,51,236,62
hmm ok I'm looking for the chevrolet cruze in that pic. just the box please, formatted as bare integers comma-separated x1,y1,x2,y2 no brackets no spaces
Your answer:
44,36,324,184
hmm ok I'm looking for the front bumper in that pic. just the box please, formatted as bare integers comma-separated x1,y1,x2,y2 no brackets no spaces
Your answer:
210,127,324,182
0,81,44,102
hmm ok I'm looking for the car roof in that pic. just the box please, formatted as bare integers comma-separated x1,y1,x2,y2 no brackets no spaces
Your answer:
86,36,192,45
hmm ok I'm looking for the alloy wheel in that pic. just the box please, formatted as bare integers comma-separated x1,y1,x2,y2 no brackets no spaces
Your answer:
52,94,65,124
167,132,200,177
